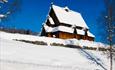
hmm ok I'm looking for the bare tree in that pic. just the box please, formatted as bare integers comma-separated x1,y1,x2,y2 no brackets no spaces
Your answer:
98,0,115,70
0,0,21,24
104,1,115,70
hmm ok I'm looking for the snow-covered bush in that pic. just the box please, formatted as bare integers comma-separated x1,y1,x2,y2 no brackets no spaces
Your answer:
51,43,64,46
14,39,47,45
1,31,110,51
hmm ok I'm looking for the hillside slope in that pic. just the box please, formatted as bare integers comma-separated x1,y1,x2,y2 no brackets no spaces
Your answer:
0,31,114,70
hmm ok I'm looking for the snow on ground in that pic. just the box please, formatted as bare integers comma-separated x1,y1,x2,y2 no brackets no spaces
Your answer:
0,31,64,44
0,31,114,70
0,38,112,70
0,31,109,48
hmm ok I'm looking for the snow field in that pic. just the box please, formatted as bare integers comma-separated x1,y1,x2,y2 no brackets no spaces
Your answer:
0,31,114,70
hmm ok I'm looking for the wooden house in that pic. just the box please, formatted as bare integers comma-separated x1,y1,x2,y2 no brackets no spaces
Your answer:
41,4,95,41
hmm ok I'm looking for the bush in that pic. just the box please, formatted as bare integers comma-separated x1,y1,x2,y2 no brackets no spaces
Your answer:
51,43,64,46
34,41,47,45
65,45,81,48
13,39,47,45
13,39,109,51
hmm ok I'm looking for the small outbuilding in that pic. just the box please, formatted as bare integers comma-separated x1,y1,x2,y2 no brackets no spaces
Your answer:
41,4,95,41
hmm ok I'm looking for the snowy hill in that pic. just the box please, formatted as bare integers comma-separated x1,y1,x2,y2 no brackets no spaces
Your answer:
0,31,114,70
0,31,109,49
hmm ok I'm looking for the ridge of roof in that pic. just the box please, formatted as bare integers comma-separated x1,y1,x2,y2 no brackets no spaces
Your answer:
51,5,89,29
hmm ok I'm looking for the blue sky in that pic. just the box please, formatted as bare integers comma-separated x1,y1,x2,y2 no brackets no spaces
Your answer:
1,0,108,43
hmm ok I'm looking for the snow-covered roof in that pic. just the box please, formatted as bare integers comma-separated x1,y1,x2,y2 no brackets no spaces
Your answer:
48,16,55,25
44,24,95,37
44,24,74,33
76,29,85,35
52,5,89,29
87,31,95,37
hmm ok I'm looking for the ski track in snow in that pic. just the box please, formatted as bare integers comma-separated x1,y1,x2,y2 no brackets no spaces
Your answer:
0,31,114,70
79,49,107,70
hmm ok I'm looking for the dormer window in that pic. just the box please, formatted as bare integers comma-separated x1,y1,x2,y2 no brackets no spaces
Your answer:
82,27,88,31
65,9,69,12
64,6,69,12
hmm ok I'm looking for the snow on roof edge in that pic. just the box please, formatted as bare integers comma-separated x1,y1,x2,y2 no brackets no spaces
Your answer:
44,24,95,38
44,24,74,33
87,31,95,37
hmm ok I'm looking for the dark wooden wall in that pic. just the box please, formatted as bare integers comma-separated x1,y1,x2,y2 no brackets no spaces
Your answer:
46,32,94,41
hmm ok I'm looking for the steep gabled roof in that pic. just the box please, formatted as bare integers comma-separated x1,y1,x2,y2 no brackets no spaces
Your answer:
42,4,95,38
52,5,89,29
